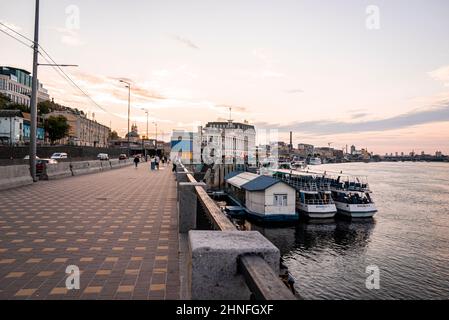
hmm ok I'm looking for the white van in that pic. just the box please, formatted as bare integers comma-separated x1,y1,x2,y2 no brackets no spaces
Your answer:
97,153,109,161
50,152,68,159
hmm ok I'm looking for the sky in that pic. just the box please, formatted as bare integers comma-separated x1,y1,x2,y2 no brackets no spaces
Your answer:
1,0,449,154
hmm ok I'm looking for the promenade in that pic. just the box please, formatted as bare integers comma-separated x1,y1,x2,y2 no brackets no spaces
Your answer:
0,163,179,299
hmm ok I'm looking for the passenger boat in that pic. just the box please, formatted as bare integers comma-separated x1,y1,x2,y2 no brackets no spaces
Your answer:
308,157,322,165
270,169,337,219
325,173,377,218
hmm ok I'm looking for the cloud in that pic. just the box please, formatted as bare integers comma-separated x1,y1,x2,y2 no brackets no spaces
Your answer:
429,65,449,87
350,112,369,119
255,99,449,135
170,34,199,49
285,89,304,94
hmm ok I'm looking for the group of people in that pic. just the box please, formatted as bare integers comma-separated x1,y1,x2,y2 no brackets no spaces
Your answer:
133,154,169,171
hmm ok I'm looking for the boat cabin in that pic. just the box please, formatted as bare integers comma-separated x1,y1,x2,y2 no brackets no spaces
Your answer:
225,171,297,221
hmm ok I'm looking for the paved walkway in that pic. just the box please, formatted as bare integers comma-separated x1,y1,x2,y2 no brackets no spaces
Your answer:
0,163,179,299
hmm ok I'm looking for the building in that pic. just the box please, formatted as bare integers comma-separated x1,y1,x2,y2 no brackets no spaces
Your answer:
170,130,195,162
22,112,45,144
0,110,23,145
297,143,315,158
0,66,50,106
202,120,256,164
45,110,110,147
225,171,297,221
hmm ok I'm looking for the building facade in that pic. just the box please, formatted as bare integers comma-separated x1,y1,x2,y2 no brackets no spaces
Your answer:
45,110,110,147
0,66,50,106
202,121,256,164
0,110,23,145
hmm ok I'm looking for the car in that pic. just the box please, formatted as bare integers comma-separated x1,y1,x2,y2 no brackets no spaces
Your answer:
97,153,109,161
23,155,40,160
36,159,58,176
119,154,128,160
50,152,68,159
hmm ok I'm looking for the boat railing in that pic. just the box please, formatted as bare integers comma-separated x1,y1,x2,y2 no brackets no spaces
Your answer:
303,199,334,205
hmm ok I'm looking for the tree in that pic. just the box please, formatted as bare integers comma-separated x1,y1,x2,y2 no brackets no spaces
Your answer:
45,115,70,145
109,130,120,140
0,93,11,108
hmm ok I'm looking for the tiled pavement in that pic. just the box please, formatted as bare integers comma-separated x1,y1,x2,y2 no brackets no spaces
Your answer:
0,164,179,299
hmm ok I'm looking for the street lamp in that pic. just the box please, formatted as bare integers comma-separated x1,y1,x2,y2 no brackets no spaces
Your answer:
141,108,149,159
119,79,131,157
28,0,77,182
153,121,158,156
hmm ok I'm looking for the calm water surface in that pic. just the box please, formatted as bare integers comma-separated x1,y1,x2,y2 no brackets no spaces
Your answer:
249,162,449,299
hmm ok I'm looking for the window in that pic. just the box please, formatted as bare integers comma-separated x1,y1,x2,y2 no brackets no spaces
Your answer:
274,194,288,207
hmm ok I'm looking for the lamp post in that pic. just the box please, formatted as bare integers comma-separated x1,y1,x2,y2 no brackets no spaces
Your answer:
153,121,158,156
29,0,77,181
141,108,149,159
119,79,131,157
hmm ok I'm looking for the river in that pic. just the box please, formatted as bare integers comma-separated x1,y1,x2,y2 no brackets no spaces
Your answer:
248,162,449,299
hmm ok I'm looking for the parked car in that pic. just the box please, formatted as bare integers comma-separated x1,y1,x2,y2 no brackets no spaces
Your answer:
97,153,109,161
119,154,128,160
23,155,40,160
50,152,68,159
36,159,58,177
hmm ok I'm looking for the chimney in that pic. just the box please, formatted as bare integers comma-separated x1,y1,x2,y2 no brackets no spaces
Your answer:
289,131,293,151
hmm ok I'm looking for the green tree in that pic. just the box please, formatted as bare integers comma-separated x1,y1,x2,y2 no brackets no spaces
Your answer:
45,115,70,145
0,93,11,108
109,130,120,140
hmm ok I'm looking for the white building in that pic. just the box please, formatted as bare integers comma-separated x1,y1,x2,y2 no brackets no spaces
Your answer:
202,121,256,164
225,171,297,221
0,66,50,106
0,110,24,145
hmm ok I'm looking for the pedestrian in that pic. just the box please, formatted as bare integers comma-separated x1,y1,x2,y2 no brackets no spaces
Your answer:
133,155,140,168
155,155,160,170
150,157,155,170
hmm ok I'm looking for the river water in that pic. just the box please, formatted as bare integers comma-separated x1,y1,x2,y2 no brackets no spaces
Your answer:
248,162,449,299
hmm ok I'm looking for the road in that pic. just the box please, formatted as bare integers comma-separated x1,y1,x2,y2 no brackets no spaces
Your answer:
0,163,179,299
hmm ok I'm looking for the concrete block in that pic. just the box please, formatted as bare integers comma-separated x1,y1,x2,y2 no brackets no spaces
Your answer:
71,161,91,176
178,182,206,233
188,231,280,300
0,165,33,191
46,162,73,180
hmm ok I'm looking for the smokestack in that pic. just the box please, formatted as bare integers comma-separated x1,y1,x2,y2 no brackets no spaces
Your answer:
289,131,293,151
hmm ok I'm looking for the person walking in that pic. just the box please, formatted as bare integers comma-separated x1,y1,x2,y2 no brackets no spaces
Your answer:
133,155,140,168
155,155,160,170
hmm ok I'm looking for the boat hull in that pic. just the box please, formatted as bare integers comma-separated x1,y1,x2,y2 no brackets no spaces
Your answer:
298,203,337,219
246,211,299,222
335,202,377,218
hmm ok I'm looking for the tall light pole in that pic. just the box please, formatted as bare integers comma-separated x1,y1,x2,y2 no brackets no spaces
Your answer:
29,0,40,182
153,121,158,156
142,108,148,159
119,79,131,156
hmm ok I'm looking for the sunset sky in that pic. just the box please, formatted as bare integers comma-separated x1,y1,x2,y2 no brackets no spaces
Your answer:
1,0,449,154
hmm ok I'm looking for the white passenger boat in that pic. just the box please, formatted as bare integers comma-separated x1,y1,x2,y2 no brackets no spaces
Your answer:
271,169,337,219
325,173,377,218
308,157,322,165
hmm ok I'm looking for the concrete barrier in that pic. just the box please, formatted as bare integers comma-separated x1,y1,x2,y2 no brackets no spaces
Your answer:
188,231,280,300
71,161,91,176
0,165,33,191
45,162,73,180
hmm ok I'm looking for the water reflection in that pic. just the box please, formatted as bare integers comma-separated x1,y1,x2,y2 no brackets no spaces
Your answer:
238,218,376,257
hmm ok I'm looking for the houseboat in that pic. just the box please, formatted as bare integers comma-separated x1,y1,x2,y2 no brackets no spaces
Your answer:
224,171,298,221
